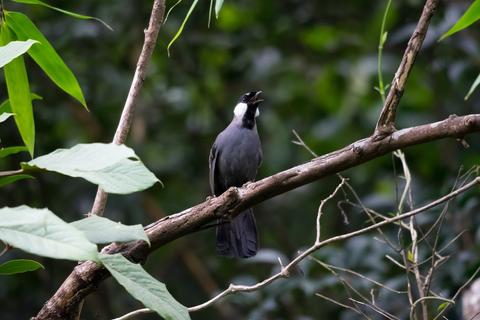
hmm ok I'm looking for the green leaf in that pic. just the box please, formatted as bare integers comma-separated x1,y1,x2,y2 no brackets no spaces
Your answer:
215,0,224,18
380,31,388,45
440,0,480,41
167,0,199,56
164,0,183,24
11,0,112,31
0,39,38,68
0,113,14,123
0,25,35,157
5,11,88,109
100,254,190,320
437,301,450,312
465,72,480,100
22,143,160,194
0,146,29,158
0,93,42,114
71,216,150,245
0,259,44,275
0,206,98,262
0,174,34,187
407,249,414,263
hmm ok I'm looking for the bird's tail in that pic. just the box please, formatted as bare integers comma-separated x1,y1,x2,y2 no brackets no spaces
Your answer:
216,209,258,258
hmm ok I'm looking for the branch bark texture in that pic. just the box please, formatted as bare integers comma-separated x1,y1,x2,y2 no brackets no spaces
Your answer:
33,113,480,319
375,0,439,133
89,0,166,216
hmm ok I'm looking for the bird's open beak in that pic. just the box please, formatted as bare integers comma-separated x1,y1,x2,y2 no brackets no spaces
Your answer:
252,91,264,104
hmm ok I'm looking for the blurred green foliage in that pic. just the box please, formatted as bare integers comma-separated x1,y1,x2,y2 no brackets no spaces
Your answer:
1,0,480,319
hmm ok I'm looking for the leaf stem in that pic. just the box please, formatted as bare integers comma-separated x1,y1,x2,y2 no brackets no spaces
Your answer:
0,169,23,177
377,0,392,103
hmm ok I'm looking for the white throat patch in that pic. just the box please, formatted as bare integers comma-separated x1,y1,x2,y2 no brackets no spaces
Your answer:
233,102,260,118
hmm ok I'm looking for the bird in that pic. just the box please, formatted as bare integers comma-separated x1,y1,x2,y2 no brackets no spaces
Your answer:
209,91,264,258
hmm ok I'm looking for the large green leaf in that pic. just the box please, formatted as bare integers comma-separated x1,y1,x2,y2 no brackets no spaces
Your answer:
12,0,112,30
0,259,44,275
440,0,480,41
100,254,190,320
5,11,87,109
0,25,35,157
0,39,38,68
0,174,34,187
71,216,150,245
0,93,42,114
22,143,160,194
0,206,98,262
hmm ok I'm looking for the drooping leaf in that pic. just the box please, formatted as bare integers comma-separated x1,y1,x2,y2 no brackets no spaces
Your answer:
0,259,44,275
5,11,88,109
0,25,35,157
22,143,160,194
164,0,183,24
167,0,199,56
465,72,480,100
0,39,38,68
11,0,112,30
71,216,150,245
440,0,480,41
100,254,190,320
0,146,29,158
0,113,14,123
0,206,98,262
0,174,34,187
215,0,224,18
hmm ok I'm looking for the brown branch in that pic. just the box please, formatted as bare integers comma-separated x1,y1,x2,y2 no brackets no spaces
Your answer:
32,1,165,320
189,176,480,313
33,113,480,319
375,0,439,135
89,0,166,216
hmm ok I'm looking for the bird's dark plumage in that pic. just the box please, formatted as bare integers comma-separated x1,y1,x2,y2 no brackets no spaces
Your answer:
209,91,263,258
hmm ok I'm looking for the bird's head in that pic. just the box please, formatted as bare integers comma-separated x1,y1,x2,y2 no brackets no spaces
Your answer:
234,91,263,118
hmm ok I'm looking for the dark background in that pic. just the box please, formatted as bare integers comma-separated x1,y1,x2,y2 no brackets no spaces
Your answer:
1,0,480,319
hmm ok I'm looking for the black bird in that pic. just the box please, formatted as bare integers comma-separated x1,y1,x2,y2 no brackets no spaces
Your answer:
209,91,263,258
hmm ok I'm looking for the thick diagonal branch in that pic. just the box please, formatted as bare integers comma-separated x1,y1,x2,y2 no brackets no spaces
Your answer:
33,114,480,319
375,0,439,134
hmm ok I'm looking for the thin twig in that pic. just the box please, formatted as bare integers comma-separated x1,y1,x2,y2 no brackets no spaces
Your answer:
395,150,428,320
311,258,406,294
410,296,455,320
316,178,346,243
315,293,363,315
184,177,480,312
348,298,400,320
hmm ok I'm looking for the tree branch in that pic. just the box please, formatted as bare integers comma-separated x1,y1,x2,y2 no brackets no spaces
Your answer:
33,113,480,319
33,1,165,319
117,170,480,319
375,0,439,135
89,0,166,216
